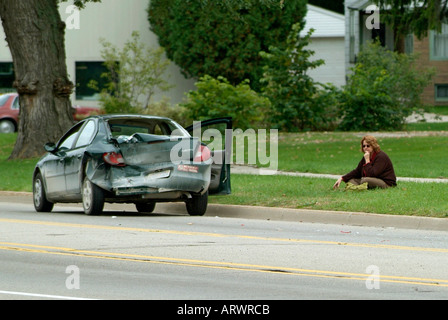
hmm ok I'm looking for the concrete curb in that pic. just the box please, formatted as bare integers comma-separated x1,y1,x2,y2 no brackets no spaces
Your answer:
1,191,447,232
203,203,448,232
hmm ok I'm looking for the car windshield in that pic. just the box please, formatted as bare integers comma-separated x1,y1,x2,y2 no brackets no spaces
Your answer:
107,117,189,138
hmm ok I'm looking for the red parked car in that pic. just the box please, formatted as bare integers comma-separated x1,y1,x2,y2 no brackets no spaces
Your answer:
0,93,102,133
0,93,19,133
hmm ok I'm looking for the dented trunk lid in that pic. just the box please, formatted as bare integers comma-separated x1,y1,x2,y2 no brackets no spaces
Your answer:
117,133,199,166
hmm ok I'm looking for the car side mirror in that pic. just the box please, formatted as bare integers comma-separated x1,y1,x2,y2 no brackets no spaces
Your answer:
44,142,57,153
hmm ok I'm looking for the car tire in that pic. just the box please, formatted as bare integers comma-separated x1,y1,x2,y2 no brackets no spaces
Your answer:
82,177,104,215
186,191,208,216
135,202,156,213
33,172,54,212
0,119,15,133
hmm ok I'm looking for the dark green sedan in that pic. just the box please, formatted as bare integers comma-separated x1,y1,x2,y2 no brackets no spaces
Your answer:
32,115,232,216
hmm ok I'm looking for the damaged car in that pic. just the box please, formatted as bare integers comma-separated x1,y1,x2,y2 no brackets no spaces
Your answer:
32,114,232,216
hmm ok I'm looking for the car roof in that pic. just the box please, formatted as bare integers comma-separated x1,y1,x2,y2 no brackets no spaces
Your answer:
88,114,174,122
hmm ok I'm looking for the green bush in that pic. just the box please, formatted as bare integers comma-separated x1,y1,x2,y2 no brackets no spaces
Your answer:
141,97,189,127
181,75,271,130
338,42,434,131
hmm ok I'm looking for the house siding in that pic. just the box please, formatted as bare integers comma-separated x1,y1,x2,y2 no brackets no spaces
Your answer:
307,37,346,87
303,5,346,87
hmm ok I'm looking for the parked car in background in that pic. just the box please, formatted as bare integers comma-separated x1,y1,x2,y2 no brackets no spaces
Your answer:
72,104,103,121
0,93,19,133
0,92,103,133
33,114,232,216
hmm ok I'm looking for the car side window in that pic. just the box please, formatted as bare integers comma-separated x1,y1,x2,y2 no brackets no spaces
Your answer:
75,120,96,148
12,96,19,110
58,123,83,151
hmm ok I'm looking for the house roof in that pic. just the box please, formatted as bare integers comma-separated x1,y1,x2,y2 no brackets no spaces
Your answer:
301,4,345,38
346,0,371,10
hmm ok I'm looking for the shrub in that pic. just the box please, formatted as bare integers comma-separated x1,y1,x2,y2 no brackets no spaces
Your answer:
141,97,189,127
181,75,271,130
338,42,434,131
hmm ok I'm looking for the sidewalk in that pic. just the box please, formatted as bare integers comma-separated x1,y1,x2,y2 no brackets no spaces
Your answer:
230,165,448,183
406,112,448,123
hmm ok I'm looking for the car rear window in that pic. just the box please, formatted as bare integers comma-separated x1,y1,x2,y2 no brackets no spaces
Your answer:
0,94,10,106
107,118,188,137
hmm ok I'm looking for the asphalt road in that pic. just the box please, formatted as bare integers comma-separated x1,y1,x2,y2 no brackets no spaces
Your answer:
0,194,448,301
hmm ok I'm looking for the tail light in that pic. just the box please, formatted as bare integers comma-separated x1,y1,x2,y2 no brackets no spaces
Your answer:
103,152,126,166
193,145,211,163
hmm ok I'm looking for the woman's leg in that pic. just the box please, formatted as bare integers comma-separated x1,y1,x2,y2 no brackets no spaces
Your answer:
361,177,389,189
347,178,362,185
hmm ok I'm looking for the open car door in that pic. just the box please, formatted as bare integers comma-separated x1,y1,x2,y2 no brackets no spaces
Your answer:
186,117,232,195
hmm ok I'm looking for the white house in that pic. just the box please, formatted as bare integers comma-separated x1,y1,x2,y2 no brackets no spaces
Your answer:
301,4,346,87
0,1,346,109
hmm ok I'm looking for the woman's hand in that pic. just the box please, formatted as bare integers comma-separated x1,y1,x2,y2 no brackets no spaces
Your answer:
364,151,371,164
333,177,343,189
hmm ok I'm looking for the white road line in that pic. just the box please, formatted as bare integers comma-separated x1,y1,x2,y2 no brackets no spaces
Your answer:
0,290,98,300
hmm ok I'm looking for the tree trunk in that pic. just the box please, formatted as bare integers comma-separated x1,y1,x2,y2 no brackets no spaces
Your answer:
393,29,406,54
0,0,74,159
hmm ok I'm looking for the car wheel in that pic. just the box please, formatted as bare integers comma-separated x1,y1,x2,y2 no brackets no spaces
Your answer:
186,191,208,216
135,202,156,213
33,172,54,212
82,177,104,215
0,120,15,133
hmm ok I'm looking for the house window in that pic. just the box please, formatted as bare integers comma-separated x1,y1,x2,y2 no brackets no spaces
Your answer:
405,34,414,54
75,61,109,100
435,84,448,101
431,24,448,60
0,62,15,93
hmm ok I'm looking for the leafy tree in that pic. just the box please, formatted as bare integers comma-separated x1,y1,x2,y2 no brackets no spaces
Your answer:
338,42,434,131
373,0,448,52
89,31,173,114
0,0,100,159
148,0,306,92
260,24,338,131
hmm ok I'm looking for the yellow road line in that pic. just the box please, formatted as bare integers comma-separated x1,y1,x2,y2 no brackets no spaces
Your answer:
1,241,447,288
0,218,447,254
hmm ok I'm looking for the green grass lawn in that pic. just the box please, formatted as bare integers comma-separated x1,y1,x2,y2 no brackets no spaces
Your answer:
1,131,447,217
210,174,448,218
273,132,448,178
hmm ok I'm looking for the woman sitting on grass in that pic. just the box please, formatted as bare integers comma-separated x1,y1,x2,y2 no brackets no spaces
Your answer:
333,135,397,190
